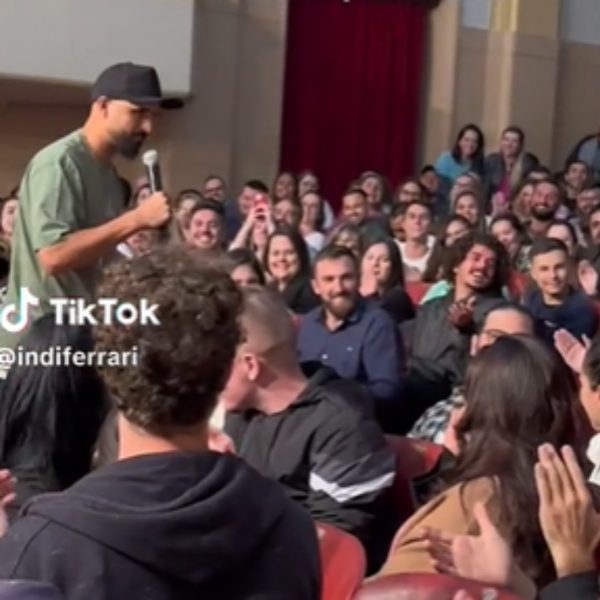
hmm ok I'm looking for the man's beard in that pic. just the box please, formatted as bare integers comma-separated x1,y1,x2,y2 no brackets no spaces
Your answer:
530,206,555,222
114,133,147,160
323,294,356,320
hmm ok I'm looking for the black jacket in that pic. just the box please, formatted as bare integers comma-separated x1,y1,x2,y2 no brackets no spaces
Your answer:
225,368,397,573
403,292,505,417
278,276,320,315
0,452,320,600
540,572,599,600
483,152,538,200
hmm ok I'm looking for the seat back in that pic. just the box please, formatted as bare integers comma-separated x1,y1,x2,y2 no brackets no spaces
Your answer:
354,573,522,600
405,282,431,306
386,436,444,522
317,522,366,600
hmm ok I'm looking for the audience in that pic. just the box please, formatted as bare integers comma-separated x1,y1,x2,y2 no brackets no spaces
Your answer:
202,174,227,204
4,112,600,599
525,238,597,345
185,200,226,252
299,191,326,255
435,124,485,197
222,286,396,573
402,232,507,428
264,227,319,314
484,126,538,203
272,171,297,203
225,248,266,287
327,222,365,259
490,214,530,273
297,245,405,420
527,180,564,240
360,238,415,324
380,335,581,588
396,201,435,282
0,248,320,599
173,189,202,231
409,303,534,444
571,184,600,244
227,179,269,239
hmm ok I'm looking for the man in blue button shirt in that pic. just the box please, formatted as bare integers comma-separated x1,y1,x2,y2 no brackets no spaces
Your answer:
297,245,405,423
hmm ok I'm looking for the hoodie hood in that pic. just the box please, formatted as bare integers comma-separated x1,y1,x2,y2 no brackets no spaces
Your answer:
22,452,289,588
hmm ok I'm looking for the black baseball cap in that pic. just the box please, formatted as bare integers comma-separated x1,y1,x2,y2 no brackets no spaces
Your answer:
91,62,184,110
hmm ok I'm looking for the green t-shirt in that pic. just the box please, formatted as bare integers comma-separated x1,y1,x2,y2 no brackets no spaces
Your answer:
0,130,123,348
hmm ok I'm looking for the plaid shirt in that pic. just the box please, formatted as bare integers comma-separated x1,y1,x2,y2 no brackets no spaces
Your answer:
408,387,465,444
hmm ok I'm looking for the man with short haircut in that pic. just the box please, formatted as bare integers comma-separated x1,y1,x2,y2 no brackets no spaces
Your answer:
0,248,320,600
526,180,564,240
563,160,590,206
525,238,597,345
0,63,176,352
297,246,405,417
341,188,369,227
397,201,434,282
409,304,535,444
571,185,600,245
222,286,396,572
402,232,508,430
185,200,226,252
341,188,389,240
225,179,270,240
202,174,227,204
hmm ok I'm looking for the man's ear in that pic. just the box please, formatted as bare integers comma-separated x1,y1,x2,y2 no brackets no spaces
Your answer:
95,96,110,116
242,353,261,382
310,278,319,295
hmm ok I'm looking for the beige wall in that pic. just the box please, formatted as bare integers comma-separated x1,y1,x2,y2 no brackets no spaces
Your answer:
0,0,288,198
553,42,600,166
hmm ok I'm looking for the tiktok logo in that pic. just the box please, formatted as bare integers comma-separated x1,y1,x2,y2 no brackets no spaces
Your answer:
0,288,39,333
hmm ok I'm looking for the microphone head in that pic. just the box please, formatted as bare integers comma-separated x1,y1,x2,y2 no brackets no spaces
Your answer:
142,149,159,167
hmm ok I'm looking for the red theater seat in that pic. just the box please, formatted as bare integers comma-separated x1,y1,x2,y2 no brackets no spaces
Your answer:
506,271,527,301
317,522,366,600
386,436,444,523
354,573,522,600
405,282,431,306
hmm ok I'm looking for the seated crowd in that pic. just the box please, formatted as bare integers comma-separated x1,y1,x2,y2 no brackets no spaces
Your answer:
2,121,600,599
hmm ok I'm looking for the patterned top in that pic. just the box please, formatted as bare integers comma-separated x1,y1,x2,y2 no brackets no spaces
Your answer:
408,387,465,444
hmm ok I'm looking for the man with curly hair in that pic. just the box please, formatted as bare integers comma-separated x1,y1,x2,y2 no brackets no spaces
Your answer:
0,247,320,600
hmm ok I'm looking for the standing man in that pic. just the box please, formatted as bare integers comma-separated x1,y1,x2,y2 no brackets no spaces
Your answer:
0,63,181,350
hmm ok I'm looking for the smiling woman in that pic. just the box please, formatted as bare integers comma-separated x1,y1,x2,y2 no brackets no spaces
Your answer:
264,226,319,315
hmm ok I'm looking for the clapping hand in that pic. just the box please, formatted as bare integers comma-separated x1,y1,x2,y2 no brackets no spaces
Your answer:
422,502,536,599
578,260,598,297
553,329,590,374
448,296,477,331
535,444,600,578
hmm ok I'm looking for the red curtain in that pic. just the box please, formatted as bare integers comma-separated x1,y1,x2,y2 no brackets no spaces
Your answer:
280,0,428,211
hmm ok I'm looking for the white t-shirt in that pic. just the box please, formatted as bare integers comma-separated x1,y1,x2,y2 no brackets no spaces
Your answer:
397,236,435,278
304,231,326,256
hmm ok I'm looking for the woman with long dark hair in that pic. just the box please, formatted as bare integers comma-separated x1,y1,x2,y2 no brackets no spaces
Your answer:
264,226,319,314
435,124,486,198
360,238,415,324
0,314,109,513
379,335,582,586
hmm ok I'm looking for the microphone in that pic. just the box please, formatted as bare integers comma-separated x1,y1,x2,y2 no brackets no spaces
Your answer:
141,149,175,243
142,149,162,193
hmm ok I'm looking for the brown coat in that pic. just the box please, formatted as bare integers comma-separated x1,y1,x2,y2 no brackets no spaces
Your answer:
377,477,499,577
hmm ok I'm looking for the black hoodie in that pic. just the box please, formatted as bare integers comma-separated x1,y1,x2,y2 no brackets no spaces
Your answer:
0,452,321,600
